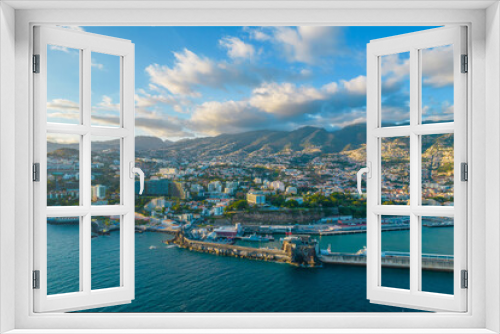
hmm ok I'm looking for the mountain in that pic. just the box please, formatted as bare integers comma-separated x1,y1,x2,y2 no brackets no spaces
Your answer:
136,136,172,151
47,135,172,153
46,124,367,155
161,123,367,157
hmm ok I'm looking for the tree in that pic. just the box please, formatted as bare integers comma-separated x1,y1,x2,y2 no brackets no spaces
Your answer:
284,199,299,208
226,199,248,212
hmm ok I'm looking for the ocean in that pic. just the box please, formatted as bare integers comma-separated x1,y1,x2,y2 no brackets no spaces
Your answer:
46,224,454,312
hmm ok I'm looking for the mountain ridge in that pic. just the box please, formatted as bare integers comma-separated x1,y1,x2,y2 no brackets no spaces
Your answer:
47,124,368,155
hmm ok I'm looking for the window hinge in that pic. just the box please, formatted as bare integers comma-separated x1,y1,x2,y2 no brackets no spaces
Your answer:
33,163,40,182
33,270,40,289
461,162,468,181
461,54,468,73
461,270,468,289
33,54,40,73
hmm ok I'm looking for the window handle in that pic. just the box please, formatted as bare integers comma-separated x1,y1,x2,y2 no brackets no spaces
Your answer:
129,162,144,195
357,162,372,195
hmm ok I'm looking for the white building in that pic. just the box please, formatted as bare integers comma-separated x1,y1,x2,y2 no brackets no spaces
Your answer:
247,193,266,205
91,185,107,201
270,180,285,192
211,205,224,216
208,181,222,193
159,168,178,176
285,186,298,195
226,181,238,189
143,198,171,212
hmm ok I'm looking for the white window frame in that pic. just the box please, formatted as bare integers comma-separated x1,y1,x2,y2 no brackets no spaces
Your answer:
32,26,136,313
366,26,468,312
1,1,498,333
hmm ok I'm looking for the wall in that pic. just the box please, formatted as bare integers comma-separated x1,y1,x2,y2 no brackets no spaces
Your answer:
0,2,16,333
485,2,500,333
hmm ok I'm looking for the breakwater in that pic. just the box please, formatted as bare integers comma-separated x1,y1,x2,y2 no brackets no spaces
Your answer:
166,232,321,267
319,253,453,272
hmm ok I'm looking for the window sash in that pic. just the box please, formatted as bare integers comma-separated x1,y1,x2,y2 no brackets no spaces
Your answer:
33,26,136,313
366,26,468,312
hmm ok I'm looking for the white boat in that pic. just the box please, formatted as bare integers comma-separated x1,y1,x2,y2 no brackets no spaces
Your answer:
241,233,270,242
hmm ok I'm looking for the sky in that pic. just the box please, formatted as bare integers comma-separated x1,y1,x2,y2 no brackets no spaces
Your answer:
46,26,454,142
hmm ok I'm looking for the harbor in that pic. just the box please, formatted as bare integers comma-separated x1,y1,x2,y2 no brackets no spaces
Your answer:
164,226,454,271
48,215,454,271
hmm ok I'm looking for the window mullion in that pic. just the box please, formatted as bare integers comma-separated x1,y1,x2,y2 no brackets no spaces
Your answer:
82,47,92,294
409,47,420,295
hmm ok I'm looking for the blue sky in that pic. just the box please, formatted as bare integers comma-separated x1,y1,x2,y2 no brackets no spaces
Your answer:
46,26,454,141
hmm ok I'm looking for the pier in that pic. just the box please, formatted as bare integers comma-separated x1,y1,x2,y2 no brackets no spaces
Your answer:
319,252,453,272
166,232,321,267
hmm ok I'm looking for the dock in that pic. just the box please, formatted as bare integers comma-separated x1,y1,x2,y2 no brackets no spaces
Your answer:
319,252,453,272
166,232,321,267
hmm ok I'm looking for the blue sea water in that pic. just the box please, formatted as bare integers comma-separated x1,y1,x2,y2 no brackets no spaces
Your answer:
46,224,454,312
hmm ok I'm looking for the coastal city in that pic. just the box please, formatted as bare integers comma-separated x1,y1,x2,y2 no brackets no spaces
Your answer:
46,127,454,268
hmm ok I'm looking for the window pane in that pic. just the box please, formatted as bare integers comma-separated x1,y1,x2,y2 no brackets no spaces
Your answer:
381,137,410,205
91,136,121,205
91,216,121,290
91,52,121,127
421,216,454,294
381,215,410,290
47,45,80,124
47,216,80,295
422,134,454,206
47,133,80,206
421,45,454,124
380,52,410,127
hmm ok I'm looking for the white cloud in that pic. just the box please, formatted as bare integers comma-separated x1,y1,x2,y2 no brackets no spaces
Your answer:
91,115,120,126
91,60,104,70
189,101,272,136
49,45,70,53
47,99,79,122
145,48,258,97
422,101,454,123
245,27,272,41
184,76,369,136
146,49,216,97
136,116,193,138
47,133,80,144
422,45,454,88
135,91,188,116
95,95,119,111
249,82,326,117
381,53,410,92
219,37,255,60
255,26,345,65
341,75,366,95
90,96,120,126
58,26,85,32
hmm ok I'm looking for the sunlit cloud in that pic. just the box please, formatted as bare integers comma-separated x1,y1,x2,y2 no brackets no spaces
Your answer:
47,99,79,122
247,26,346,65
422,45,454,88
145,49,217,97
184,76,368,136
145,49,259,97
47,133,79,144
422,101,454,123
136,116,194,138
220,37,256,60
